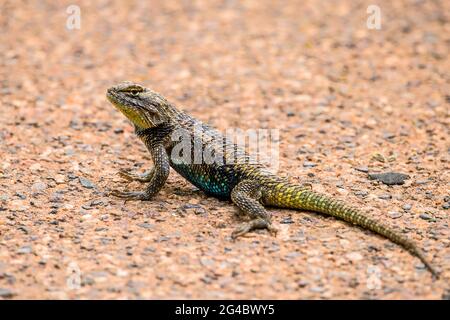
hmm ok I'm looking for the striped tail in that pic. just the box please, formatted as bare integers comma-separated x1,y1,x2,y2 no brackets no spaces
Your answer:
263,182,438,277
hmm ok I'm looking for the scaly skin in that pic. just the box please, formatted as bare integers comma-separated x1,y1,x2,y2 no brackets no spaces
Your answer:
106,81,438,277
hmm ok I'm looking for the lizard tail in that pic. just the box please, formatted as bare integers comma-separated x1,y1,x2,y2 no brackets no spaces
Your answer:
263,183,439,277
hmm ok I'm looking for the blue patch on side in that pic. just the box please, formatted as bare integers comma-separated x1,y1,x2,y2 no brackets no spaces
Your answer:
170,163,235,198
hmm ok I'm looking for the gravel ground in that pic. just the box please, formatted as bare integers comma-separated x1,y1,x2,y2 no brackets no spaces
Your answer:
0,0,449,299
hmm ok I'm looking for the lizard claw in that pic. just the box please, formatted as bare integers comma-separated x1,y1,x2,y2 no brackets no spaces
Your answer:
109,189,150,201
267,224,278,236
231,223,252,239
117,170,138,182
231,219,277,239
117,169,153,183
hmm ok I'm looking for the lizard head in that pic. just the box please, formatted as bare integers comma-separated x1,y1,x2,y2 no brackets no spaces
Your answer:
106,81,170,129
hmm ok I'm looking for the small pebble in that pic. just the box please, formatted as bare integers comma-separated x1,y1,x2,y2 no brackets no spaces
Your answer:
29,163,42,172
442,289,450,300
383,132,396,140
31,182,47,194
402,204,412,211
0,288,14,298
81,214,92,220
17,246,32,254
414,179,429,185
371,153,385,163
346,252,363,261
354,166,369,173
79,177,95,189
54,174,65,184
419,213,433,221
354,190,368,197
280,216,294,224
137,223,155,230
303,161,316,168
16,192,27,200
388,211,403,219
155,236,170,242
309,286,325,293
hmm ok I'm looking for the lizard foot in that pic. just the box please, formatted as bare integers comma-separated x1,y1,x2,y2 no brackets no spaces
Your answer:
231,218,277,239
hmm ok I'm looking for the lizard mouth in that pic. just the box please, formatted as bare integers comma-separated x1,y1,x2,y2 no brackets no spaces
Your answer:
106,88,119,105
106,89,129,112
106,88,153,129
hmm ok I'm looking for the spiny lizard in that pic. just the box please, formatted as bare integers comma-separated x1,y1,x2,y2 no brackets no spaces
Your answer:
106,81,438,277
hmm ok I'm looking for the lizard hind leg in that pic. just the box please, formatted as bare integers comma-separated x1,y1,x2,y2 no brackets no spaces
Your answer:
230,179,278,239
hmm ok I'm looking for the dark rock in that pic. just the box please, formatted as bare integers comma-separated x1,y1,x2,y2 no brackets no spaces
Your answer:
354,166,369,173
368,172,410,185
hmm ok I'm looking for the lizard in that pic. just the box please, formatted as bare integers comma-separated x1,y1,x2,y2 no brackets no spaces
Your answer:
106,81,439,278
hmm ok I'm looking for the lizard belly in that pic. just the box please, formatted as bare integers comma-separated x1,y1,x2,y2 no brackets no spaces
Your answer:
170,163,237,198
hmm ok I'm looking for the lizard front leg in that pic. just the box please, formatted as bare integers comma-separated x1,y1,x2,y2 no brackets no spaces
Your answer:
111,143,170,200
230,179,278,238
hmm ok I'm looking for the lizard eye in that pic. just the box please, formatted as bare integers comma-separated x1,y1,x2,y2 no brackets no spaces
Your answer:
129,89,141,96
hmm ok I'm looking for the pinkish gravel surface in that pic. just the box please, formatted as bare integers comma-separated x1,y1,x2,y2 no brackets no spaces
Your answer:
0,0,449,299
